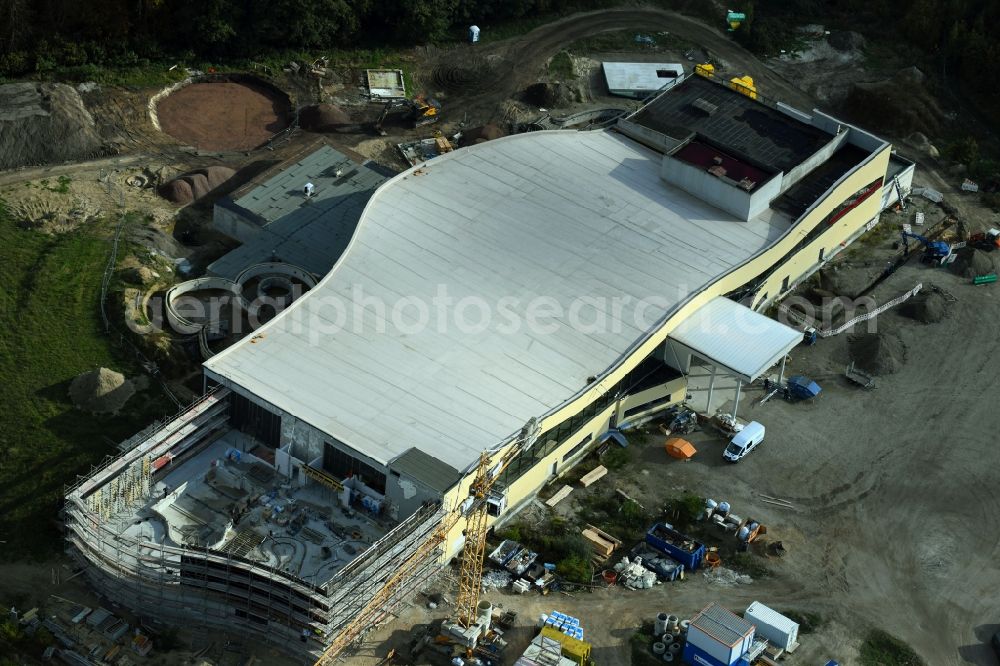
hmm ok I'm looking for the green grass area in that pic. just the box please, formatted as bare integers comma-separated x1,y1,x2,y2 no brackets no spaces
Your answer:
0,203,174,561
548,51,575,79
860,629,926,666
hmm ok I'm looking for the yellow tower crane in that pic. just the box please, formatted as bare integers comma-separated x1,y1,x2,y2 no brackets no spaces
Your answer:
313,418,541,665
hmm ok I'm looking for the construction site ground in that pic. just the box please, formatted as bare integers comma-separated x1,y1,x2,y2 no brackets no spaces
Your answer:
354,256,1000,666
2,4,1000,665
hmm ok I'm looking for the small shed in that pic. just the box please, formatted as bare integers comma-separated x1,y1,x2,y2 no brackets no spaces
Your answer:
602,62,685,98
744,601,799,652
684,603,756,666
665,437,696,459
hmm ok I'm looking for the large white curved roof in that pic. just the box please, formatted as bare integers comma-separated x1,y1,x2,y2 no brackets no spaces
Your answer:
205,130,787,471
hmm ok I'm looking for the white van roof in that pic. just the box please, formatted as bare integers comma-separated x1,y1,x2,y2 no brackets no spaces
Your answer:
732,421,765,446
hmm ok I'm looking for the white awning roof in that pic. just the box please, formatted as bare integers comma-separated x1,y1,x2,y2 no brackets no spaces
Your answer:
667,297,801,382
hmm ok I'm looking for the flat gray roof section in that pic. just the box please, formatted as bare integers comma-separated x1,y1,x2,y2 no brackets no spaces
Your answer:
208,146,389,278
667,296,801,383
692,603,755,647
630,75,830,172
204,130,790,472
602,62,684,98
390,449,462,493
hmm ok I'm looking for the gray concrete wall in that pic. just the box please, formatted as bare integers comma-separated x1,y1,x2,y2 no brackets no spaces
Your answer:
616,118,685,154
776,102,813,124
661,155,776,221
781,131,850,193
384,467,442,522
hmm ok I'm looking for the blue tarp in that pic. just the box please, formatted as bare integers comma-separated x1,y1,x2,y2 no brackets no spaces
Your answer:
598,429,629,448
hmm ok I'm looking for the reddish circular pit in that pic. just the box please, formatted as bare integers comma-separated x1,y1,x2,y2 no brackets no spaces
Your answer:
156,80,290,151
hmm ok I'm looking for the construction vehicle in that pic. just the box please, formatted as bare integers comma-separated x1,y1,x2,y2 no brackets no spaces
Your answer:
373,96,441,136
900,230,950,263
970,229,1000,252
312,418,541,665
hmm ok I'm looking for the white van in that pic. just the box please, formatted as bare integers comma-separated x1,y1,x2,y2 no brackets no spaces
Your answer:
723,421,765,463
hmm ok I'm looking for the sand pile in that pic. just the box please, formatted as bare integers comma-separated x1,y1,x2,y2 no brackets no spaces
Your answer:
464,123,506,145
900,289,948,323
158,166,235,204
949,248,995,279
69,368,136,414
0,82,103,169
849,331,907,375
299,104,350,131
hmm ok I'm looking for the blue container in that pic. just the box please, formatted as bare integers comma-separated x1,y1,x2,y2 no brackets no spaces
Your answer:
645,522,706,570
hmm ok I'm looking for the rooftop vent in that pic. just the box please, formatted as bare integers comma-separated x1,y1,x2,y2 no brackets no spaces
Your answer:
707,165,727,178
738,178,757,191
691,98,718,116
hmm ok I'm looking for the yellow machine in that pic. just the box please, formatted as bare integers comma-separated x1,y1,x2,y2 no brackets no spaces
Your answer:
695,63,715,77
729,75,758,100
373,95,441,135
313,419,540,665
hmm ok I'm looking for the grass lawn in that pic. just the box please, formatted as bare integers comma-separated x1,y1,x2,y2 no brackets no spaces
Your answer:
0,204,175,561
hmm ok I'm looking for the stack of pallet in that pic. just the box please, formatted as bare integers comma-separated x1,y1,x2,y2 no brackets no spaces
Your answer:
581,524,621,559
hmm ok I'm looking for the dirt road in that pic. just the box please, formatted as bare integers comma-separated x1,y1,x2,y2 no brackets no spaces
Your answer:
425,7,815,124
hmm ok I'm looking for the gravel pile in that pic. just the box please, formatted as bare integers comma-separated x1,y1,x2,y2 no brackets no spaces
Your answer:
0,82,103,169
900,289,948,323
849,331,907,375
69,367,136,414
949,248,995,279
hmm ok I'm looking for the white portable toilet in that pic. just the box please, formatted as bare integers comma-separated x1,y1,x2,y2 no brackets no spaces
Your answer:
469,25,481,43
303,182,315,197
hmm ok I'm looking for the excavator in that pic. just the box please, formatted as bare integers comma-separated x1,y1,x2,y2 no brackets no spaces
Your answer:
373,95,441,136
312,418,541,665
900,230,950,264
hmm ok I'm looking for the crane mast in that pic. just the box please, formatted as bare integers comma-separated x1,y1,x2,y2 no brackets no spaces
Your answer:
313,418,539,665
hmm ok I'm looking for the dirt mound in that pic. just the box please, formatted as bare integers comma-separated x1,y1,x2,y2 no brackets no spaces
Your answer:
828,31,866,51
158,166,235,204
463,123,507,145
69,368,136,414
841,71,947,135
524,82,579,108
299,104,350,131
431,57,502,94
949,248,995,279
899,290,948,323
0,82,103,169
849,331,907,375
155,80,290,151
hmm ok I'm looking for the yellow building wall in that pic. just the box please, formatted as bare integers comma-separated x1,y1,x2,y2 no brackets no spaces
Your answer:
616,376,687,423
438,144,892,558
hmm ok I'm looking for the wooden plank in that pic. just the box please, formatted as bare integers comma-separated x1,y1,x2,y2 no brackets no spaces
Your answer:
581,529,615,557
579,465,608,488
545,485,573,507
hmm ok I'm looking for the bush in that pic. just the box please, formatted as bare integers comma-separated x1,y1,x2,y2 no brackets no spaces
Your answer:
664,492,704,529
620,498,648,529
859,629,925,666
602,445,631,470
556,554,591,583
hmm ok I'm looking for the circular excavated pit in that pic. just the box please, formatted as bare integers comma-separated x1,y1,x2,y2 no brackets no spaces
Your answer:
155,77,291,151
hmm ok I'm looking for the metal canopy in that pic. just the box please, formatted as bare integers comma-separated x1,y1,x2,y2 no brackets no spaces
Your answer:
668,296,801,384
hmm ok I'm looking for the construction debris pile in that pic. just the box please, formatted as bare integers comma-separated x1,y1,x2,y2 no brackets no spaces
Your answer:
613,556,660,589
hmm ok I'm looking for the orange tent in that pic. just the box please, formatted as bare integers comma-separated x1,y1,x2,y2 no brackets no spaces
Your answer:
665,437,696,460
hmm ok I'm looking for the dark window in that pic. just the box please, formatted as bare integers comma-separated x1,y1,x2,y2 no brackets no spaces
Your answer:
782,276,790,292
228,392,281,448
656,69,678,78
624,393,675,419
323,443,386,494
819,247,825,261
562,435,593,462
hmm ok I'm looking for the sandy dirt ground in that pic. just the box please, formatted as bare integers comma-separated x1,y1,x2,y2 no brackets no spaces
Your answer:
155,81,291,152
352,251,1000,666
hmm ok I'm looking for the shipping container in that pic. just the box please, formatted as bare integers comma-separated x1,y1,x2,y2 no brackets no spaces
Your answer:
744,601,799,651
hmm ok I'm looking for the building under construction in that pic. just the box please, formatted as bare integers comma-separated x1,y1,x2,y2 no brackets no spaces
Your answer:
66,68,914,659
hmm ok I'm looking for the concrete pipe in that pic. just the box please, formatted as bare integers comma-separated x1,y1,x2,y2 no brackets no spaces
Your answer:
667,614,679,632
477,600,493,630
679,619,691,633
668,642,682,653
654,613,669,636
661,632,674,643
652,642,667,655
662,652,674,662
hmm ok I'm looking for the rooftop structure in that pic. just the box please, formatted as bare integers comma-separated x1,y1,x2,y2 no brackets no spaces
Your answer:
602,62,685,98
204,129,791,475
210,144,390,279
